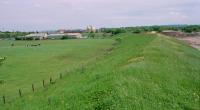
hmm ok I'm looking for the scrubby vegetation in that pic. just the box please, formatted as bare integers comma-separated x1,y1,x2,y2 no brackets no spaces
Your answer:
0,31,29,39
100,25,200,35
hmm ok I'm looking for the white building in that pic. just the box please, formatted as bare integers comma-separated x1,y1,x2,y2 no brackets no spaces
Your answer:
58,29,65,34
25,33,48,40
47,33,83,39
47,34,66,39
66,33,82,38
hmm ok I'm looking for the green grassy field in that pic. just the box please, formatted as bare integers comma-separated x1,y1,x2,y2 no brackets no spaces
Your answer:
0,33,200,110
0,39,114,101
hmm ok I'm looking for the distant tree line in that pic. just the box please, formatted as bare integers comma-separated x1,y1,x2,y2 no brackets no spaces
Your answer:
0,31,29,39
1,25,200,39
99,25,200,35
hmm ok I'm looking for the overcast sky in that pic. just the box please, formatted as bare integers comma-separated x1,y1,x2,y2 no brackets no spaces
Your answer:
0,0,200,31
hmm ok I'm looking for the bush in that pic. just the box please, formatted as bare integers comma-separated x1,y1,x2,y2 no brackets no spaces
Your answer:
61,35,69,40
182,25,200,33
132,29,141,34
88,33,95,38
15,37,23,40
61,35,78,40
26,37,34,40
35,38,40,40
115,38,122,43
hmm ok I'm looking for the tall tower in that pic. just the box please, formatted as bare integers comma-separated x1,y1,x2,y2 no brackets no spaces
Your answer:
87,25,96,33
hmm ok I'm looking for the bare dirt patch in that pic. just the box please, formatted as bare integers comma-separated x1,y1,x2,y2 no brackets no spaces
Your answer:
161,31,200,50
179,37,200,50
120,56,145,68
127,57,144,63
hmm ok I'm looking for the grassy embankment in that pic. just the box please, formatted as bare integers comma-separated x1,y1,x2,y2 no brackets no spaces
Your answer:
0,33,200,109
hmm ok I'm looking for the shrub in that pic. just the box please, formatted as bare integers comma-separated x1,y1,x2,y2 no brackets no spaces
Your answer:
61,35,69,40
132,29,141,34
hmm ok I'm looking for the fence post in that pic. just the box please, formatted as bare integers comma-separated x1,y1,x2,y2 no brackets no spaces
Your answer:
43,80,45,88
60,73,62,79
19,89,22,97
81,65,85,73
32,84,35,92
48,97,51,105
50,77,52,84
2,95,5,104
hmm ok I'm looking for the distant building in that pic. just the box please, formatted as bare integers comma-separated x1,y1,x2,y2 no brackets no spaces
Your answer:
58,29,65,34
47,34,66,39
87,26,96,33
47,33,83,39
66,33,83,38
15,31,83,40
25,33,48,40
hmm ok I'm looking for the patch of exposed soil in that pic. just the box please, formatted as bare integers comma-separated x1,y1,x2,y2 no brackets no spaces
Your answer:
120,56,145,68
160,31,200,50
127,57,144,63
179,36,200,50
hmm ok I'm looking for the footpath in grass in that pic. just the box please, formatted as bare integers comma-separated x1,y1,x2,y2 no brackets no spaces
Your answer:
1,33,200,110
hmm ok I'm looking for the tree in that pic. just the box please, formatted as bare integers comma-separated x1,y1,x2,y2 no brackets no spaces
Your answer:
61,35,69,40
88,32,95,38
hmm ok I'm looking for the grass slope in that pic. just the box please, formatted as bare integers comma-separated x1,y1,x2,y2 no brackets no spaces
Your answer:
0,33,200,110
0,39,114,100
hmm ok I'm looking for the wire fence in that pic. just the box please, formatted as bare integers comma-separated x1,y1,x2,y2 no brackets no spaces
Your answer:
1,72,63,104
0,56,103,105
0,40,119,105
